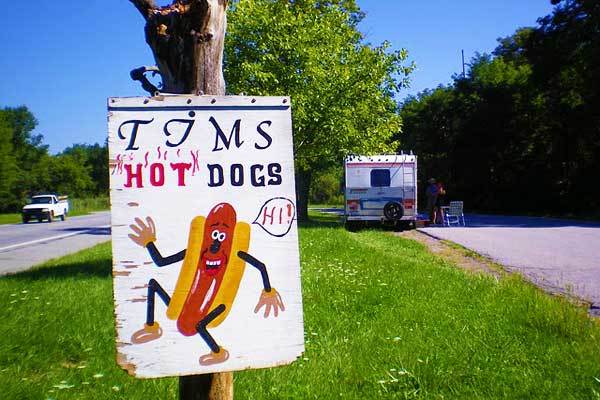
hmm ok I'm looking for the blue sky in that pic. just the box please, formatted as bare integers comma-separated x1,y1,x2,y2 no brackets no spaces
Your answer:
0,1,555,153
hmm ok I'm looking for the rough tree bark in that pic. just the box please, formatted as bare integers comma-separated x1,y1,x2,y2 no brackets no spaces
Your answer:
129,1,232,399
129,0,228,95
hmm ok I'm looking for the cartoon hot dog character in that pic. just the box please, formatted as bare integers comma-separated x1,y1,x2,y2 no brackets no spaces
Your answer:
128,202,285,365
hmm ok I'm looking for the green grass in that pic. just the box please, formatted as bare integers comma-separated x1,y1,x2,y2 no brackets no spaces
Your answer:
0,213,21,224
69,197,110,216
0,197,110,225
308,203,343,209
1,216,599,399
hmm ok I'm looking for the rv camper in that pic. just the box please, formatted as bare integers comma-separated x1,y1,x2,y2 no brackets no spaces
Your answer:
344,153,417,230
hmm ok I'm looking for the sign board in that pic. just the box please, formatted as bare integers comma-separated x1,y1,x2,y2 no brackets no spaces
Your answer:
108,95,304,378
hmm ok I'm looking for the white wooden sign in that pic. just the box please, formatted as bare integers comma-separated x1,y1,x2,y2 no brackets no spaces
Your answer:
108,95,304,378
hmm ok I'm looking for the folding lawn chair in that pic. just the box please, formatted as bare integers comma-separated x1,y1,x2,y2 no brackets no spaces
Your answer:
444,201,465,226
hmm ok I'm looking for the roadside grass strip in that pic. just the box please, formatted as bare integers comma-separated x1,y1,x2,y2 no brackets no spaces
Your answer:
1,219,599,399
0,213,21,225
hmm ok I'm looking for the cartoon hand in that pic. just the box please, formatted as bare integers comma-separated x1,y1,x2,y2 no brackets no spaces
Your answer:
254,288,285,318
128,217,157,247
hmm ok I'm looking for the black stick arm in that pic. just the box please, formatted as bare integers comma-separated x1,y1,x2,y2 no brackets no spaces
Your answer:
147,242,186,267
237,251,272,292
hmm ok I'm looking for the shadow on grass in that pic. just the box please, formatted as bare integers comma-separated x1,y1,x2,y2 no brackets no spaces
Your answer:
299,212,342,229
4,257,112,281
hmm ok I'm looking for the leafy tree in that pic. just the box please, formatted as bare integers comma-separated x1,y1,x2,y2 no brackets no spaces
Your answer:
63,143,109,196
493,28,534,64
400,86,457,198
3,106,47,175
225,0,413,219
526,0,600,210
402,54,552,212
309,168,343,205
47,154,95,198
27,154,53,197
0,113,18,212
0,107,49,211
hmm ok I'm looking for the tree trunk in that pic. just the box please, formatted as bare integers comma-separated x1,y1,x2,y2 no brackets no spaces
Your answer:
295,169,312,222
129,1,232,399
179,373,233,400
130,0,228,95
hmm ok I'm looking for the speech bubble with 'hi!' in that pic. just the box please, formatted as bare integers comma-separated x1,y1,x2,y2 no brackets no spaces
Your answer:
253,197,296,237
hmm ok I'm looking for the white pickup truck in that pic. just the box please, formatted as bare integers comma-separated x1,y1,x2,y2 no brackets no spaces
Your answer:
22,194,69,223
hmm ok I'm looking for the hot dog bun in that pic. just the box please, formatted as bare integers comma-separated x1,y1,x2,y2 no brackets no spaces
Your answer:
166,216,205,320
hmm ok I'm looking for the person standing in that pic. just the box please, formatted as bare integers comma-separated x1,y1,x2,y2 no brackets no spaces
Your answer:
425,178,439,224
435,181,446,224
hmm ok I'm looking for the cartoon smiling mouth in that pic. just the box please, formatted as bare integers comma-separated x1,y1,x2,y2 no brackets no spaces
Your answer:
203,256,226,276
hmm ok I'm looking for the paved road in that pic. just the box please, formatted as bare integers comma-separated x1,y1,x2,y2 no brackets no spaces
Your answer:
420,214,600,315
0,211,111,275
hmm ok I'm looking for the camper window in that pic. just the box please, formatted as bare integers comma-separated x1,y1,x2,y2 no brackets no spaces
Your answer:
370,169,391,187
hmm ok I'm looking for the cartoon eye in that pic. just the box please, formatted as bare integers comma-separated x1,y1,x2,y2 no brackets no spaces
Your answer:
218,232,226,242
211,230,220,240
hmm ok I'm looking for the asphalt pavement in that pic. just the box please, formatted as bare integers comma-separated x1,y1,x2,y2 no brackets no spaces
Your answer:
420,214,600,315
0,211,111,275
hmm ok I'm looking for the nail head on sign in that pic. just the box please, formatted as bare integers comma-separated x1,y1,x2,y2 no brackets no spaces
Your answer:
144,99,149,104
187,99,192,104
211,99,216,104
189,111,196,117
251,98,256,103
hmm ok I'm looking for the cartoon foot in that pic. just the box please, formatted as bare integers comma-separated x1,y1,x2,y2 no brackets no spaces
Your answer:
199,348,230,366
131,322,162,344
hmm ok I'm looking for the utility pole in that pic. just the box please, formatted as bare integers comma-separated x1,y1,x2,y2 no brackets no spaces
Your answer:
461,49,466,78
128,1,233,399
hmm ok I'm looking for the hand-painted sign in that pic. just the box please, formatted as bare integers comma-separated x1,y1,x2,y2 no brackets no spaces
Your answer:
108,96,304,378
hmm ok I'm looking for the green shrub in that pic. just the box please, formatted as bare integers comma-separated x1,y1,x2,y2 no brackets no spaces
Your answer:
310,169,344,205
69,197,109,214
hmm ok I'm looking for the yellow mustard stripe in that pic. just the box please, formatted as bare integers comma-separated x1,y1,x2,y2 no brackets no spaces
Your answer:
166,216,205,320
207,222,251,328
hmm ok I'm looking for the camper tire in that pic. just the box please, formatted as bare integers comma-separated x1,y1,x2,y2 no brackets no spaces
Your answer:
383,202,404,221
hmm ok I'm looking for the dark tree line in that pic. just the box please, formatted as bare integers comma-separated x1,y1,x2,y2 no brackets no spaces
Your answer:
0,107,108,213
400,0,600,215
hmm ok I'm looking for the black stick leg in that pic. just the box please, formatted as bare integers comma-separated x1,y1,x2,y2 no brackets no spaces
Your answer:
196,304,226,352
147,278,171,325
